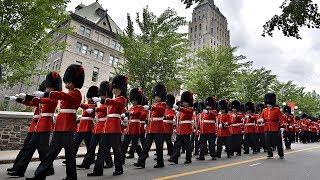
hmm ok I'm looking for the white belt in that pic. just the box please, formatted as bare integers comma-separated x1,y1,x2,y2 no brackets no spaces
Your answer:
245,123,255,126
163,120,174,123
257,124,265,126
41,113,54,117
81,117,93,121
60,109,77,113
231,123,242,126
152,117,164,121
140,121,146,124
107,114,121,118
33,115,41,119
98,118,108,122
129,119,140,123
180,120,192,124
203,120,215,123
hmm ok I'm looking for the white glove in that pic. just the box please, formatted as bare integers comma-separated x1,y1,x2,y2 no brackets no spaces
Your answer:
6,96,17,101
173,104,179,110
18,93,26,99
289,126,293,128
257,118,264,123
143,105,150,110
86,108,94,114
245,115,249,119
121,113,126,118
92,97,101,103
203,109,208,114
122,117,128,126
218,124,223,128
33,91,45,97
280,128,285,131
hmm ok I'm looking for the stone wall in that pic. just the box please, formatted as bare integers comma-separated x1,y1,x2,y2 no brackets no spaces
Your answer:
0,111,33,150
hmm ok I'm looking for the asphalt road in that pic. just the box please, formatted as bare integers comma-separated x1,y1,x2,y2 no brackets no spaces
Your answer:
1,143,320,180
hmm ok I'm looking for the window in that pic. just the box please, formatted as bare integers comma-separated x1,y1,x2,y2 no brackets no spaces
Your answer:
109,55,119,66
76,61,82,65
76,42,88,54
111,40,117,49
93,49,104,60
114,57,119,66
116,43,121,51
79,26,91,37
92,67,99,82
109,55,114,64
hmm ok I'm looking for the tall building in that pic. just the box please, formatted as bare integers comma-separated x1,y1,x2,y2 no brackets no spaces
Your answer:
0,1,124,100
188,0,230,52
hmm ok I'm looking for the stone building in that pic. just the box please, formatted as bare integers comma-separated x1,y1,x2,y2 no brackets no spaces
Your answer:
188,0,230,52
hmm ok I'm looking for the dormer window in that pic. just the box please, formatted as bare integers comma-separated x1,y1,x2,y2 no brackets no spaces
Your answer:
96,8,105,17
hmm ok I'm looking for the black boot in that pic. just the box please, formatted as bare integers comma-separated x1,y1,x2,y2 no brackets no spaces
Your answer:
133,162,145,168
154,164,164,168
113,169,124,176
7,171,24,177
77,164,90,169
87,172,103,176
168,158,178,164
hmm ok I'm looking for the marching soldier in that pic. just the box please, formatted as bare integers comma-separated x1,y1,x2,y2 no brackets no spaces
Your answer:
282,106,295,149
26,64,85,180
229,100,243,156
88,75,127,176
197,97,218,161
294,116,301,143
163,94,176,156
256,103,266,152
169,91,194,164
216,99,232,158
261,93,284,159
300,113,309,144
134,83,167,168
243,102,259,154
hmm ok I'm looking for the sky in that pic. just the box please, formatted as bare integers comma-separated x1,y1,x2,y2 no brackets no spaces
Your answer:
67,0,320,93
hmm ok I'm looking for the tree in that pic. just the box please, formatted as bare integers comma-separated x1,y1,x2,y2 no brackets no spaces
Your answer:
116,7,189,98
235,67,277,103
270,80,305,105
184,46,249,100
0,0,70,86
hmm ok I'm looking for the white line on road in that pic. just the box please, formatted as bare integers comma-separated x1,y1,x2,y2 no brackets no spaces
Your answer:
249,163,261,167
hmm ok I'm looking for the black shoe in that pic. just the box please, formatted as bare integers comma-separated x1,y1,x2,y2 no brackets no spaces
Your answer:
184,160,192,164
77,164,90,169
6,167,14,172
212,157,217,160
62,160,67,165
267,155,273,159
279,156,284,159
193,153,199,156
62,177,76,180
87,172,103,176
46,168,55,176
154,164,164,168
126,155,134,159
168,158,178,164
252,151,257,154
196,157,205,161
134,162,145,168
104,163,113,169
113,170,124,176
7,171,24,177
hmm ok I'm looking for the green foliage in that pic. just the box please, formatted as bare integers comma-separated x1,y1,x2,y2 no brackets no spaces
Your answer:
0,0,70,86
181,0,203,8
116,7,189,98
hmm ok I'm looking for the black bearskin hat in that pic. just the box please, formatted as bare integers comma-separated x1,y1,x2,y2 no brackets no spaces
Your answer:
99,81,113,98
86,86,99,99
152,83,167,101
255,103,265,113
239,104,245,112
301,113,308,119
181,91,193,107
141,94,148,105
112,75,128,97
194,101,205,114
166,94,175,108
231,100,241,111
283,105,291,114
129,88,143,104
63,64,85,89
218,99,228,111
245,102,255,113
38,80,46,92
44,71,62,91
205,96,217,109
264,93,276,106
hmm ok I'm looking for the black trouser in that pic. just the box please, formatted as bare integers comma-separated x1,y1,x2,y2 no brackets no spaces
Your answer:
34,132,77,179
256,133,266,152
121,134,143,162
199,134,216,158
128,133,146,156
171,135,192,162
93,133,122,174
14,132,52,174
284,131,295,149
265,131,284,157
191,133,200,154
216,136,231,157
164,133,174,156
300,131,308,143
244,133,258,153
138,133,164,166
11,132,33,170
74,131,92,154
295,132,300,142
231,134,242,155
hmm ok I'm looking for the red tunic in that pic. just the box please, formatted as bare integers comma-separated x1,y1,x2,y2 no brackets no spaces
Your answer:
140,109,148,134
199,110,218,134
163,108,175,134
22,99,40,133
256,114,265,133
146,102,166,133
217,113,231,137
50,89,82,132
301,118,310,131
243,113,257,134
281,114,295,132
93,104,108,134
229,113,244,135
176,107,194,135
103,96,127,134
261,107,282,132
126,105,143,135
77,103,96,133
32,97,58,132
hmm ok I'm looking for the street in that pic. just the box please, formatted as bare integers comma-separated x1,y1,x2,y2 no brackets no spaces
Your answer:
0,143,319,180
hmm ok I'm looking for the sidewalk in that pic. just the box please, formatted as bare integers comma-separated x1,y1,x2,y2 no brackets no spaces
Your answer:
0,144,165,164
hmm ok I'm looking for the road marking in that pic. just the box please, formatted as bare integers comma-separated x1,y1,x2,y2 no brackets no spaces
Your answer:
154,146,320,180
249,163,261,167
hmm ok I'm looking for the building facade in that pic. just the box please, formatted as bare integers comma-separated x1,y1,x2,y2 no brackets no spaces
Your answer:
189,0,230,52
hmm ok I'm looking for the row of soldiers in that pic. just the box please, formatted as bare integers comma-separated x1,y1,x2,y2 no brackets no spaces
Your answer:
4,64,320,180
